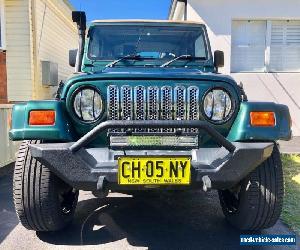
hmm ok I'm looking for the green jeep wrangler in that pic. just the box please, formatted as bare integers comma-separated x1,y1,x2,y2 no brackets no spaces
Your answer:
10,12,292,232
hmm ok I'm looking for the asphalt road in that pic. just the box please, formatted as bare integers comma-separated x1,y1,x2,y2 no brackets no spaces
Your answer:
0,166,298,250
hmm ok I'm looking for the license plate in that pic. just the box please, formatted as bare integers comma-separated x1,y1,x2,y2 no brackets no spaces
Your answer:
118,157,191,185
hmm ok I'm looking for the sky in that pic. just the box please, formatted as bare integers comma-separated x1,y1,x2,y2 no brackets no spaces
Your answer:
69,0,172,23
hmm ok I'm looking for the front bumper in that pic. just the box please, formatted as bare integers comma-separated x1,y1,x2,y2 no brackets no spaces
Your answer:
29,120,274,191
30,142,273,191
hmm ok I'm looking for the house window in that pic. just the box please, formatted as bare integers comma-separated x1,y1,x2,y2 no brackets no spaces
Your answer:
269,21,300,72
231,20,266,72
231,20,300,72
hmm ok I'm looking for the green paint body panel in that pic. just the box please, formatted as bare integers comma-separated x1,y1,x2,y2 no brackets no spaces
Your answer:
9,98,292,145
9,21,292,146
66,77,241,147
227,102,292,142
9,100,75,141
60,69,240,99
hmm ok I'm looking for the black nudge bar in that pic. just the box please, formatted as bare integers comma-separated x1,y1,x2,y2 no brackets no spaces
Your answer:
69,120,236,153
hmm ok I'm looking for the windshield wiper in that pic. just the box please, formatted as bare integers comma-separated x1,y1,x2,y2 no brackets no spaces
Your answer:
160,54,192,67
160,54,206,67
105,54,142,68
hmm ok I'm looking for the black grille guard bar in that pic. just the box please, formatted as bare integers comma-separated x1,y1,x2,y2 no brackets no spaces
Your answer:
69,120,236,153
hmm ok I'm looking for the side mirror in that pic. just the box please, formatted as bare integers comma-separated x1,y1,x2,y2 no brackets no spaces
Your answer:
69,49,77,67
214,50,224,69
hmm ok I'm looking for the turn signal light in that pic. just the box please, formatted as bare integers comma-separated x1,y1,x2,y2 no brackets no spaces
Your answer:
29,110,55,125
250,112,275,127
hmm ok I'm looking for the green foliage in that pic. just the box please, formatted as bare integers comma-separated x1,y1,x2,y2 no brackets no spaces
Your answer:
281,154,300,234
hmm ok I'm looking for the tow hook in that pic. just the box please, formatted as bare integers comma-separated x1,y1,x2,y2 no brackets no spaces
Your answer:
202,175,212,192
94,176,109,198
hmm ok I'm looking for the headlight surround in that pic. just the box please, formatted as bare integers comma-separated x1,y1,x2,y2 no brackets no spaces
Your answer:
73,87,103,122
202,88,233,123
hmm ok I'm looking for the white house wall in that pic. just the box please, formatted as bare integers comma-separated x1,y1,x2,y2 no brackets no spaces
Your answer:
186,0,300,135
34,0,77,99
5,0,33,101
5,0,77,101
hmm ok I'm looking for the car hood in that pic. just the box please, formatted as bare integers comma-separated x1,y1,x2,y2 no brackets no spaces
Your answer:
61,67,240,99
66,67,237,84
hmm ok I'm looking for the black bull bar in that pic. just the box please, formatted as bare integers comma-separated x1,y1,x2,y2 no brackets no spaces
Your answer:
29,120,274,191
69,120,236,152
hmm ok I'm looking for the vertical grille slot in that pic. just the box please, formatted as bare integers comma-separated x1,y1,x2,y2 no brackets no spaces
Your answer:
134,86,146,131
120,85,133,120
107,85,119,132
148,86,159,132
187,86,200,132
107,85,119,120
161,86,173,132
174,86,186,120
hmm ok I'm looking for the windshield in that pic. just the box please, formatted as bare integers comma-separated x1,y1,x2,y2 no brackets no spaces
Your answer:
88,25,209,65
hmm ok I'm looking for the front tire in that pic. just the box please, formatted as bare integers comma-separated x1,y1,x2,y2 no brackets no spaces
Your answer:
218,144,283,230
13,140,79,231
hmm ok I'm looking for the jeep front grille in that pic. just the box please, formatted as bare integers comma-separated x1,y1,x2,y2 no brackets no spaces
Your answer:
107,85,200,132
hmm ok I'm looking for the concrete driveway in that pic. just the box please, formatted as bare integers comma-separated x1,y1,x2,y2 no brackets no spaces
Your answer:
0,166,298,250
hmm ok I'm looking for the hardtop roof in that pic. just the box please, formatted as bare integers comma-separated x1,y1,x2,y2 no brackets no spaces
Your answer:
91,19,204,26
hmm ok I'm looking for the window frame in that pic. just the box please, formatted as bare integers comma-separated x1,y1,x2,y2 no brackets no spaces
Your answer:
0,0,5,50
231,19,300,73
87,24,210,63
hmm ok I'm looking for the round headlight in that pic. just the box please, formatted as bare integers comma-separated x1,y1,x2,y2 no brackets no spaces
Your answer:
203,89,233,122
73,87,103,122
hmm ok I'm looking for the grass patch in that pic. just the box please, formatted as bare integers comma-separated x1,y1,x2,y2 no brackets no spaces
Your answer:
281,154,300,234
